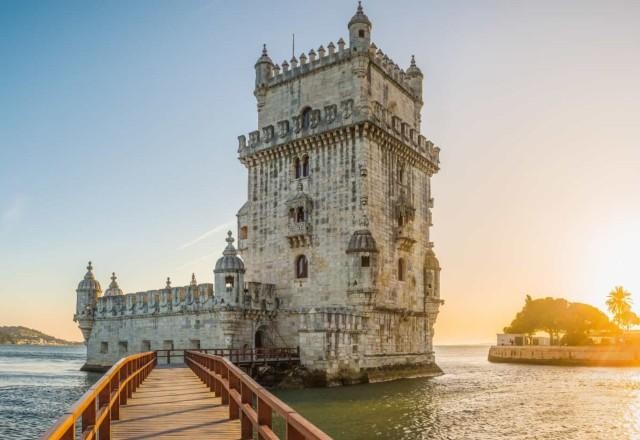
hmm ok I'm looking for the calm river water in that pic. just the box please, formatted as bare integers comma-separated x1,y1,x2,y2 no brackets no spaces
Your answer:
1,344,639,439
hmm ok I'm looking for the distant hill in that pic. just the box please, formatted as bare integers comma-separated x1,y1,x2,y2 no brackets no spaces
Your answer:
0,326,81,345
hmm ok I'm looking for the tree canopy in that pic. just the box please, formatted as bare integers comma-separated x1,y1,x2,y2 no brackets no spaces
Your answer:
606,286,639,330
504,295,617,345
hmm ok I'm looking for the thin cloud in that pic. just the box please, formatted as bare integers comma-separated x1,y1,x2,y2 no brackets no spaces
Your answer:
178,221,234,250
1,195,27,231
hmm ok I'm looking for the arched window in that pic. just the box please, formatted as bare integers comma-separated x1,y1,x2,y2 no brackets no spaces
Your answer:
225,276,234,289
294,157,301,179
239,226,248,239
295,255,308,279
302,155,309,177
301,107,312,130
398,258,405,281
358,30,365,38
296,206,305,223
361,256,370,268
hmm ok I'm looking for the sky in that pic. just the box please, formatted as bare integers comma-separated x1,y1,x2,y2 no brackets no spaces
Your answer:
1,0,639,344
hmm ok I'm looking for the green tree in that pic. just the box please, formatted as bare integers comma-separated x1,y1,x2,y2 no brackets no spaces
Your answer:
606,286,633,328
505,295,617,345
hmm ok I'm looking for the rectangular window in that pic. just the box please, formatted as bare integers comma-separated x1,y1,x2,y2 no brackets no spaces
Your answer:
118,341,128,354
361,256,370,267
190,339,201,349
100,342,108,354
163,340,174,350
141,340,151,351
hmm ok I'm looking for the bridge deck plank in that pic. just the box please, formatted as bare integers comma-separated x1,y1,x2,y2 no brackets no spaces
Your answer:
111,366,240,439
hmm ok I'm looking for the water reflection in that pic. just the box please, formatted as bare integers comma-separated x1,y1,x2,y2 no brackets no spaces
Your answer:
275,346,640,439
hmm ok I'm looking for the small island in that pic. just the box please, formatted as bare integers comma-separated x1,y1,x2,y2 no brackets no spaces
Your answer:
0,326,81,346
489,287,640,366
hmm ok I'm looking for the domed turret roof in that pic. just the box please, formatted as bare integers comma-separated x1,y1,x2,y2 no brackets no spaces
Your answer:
406,55,423,77
347,229,378,253
425,245,440,269
77,261,102,293
255,44,273,66
214,231,245,273
348,2,372,28
104,272,123,296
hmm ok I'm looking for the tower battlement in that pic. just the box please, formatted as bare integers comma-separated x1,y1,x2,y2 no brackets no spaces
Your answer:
75,4,443,383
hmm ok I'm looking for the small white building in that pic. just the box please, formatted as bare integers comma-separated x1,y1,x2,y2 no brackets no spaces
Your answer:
497,333,550,346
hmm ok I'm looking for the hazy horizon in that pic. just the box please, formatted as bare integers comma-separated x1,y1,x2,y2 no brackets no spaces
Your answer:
2,0,639,345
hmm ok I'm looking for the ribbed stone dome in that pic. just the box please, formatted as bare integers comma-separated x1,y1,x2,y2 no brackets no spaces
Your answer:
425,247,440,269
348,2,372,28
255,44,273,66
406,55,423,77
346,229,378,253
214,231,246,273
104,272,123,296
77,261,102,293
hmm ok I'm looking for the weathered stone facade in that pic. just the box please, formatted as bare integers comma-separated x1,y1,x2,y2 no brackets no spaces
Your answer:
75,4,444,384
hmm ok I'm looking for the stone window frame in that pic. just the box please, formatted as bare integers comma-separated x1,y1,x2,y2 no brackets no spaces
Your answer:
225,275,235,290
239,225,248,239
295,254,309,279
118,341,128,354
100,341,108,353
294,155,310,179
361,255,370,268
398,258,406,281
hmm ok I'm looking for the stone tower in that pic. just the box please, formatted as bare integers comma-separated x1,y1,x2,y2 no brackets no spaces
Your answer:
214,231,246,306
237,4,443,382
74,261,102,342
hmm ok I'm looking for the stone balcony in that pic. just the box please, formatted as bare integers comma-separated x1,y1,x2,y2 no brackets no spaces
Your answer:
286,221,312,248
394,222,416,251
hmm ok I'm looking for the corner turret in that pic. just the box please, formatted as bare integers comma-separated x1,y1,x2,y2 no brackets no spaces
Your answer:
214,231,246,306
348,2,372,51
74,261,102,342
254,44,273,111
406,55,424,100
104,272,123,296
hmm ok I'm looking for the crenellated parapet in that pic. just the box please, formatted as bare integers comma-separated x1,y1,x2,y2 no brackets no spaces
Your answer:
93,280,280,319
94,283,215,318
238,97,440,170
260,41,421,102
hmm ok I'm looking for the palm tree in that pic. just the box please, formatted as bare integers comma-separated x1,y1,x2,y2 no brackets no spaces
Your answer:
606,286,632,328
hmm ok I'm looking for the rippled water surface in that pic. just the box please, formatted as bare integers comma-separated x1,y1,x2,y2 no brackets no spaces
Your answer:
275,346,640,440
2,345,640,439
0,345,100,439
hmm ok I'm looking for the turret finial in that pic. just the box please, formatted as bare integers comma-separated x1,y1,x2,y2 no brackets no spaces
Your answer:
411,54,416,66
191,273,197,287
226,230,234,245
111,272,117,282
262,43,268,56
87,261,93,272
357,1,363,13
166,277,171,289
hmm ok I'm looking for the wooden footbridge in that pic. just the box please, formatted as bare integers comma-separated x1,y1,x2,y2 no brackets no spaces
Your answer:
41,350,331,440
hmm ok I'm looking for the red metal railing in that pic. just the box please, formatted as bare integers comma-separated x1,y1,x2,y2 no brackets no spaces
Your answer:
40,352,156,440
185,350,332,440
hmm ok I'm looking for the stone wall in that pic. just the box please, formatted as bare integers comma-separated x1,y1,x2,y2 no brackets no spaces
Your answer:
488,345,640,366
